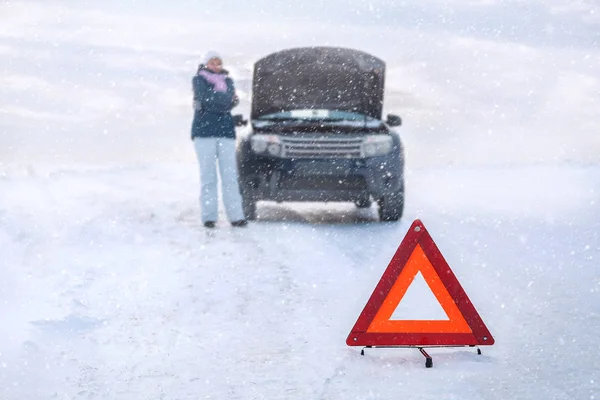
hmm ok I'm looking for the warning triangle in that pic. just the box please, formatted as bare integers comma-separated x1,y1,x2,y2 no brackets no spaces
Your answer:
347,219,494,347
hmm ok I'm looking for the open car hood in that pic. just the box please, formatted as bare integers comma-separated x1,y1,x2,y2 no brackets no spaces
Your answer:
251,47,386,121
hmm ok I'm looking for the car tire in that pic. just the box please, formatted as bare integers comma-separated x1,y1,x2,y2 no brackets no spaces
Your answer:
241,182,258,221
377,190,404,222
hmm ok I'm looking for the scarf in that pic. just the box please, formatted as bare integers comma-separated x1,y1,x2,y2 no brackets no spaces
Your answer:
198,69,228,93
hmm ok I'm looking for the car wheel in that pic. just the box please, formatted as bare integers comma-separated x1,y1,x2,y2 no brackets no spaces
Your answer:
241,182,257,221
377,190,404,222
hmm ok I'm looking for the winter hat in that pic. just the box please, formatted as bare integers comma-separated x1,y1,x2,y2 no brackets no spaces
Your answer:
203,50,222,64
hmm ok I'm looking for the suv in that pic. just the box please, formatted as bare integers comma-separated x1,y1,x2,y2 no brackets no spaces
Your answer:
236,47,405,222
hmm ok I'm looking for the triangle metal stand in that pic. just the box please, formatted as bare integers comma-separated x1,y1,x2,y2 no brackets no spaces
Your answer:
360,345,482,368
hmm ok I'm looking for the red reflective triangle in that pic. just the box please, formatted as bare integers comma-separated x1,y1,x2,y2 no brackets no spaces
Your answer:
347,219,495,347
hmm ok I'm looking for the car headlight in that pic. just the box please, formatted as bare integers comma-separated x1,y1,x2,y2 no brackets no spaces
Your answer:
361,135,393,157
251,134,282,156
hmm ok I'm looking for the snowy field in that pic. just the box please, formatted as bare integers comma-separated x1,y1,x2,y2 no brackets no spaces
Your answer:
1,1,599,399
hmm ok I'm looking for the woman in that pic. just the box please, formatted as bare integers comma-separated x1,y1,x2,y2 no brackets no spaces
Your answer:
191,51,247,228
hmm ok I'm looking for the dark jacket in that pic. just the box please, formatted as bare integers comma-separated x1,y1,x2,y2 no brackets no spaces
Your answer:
191,66,239,140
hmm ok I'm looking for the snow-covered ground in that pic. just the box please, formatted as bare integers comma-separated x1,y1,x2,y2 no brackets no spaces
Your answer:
1,1,599,399
1,163,598,399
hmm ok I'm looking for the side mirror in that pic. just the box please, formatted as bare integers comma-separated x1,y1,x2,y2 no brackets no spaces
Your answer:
386,114,402,127
233,114,248,127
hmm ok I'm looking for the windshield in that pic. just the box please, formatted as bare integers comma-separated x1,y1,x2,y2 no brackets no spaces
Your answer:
257,109,376,122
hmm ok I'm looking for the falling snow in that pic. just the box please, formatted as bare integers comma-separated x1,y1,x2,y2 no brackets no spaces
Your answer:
1,0,599,399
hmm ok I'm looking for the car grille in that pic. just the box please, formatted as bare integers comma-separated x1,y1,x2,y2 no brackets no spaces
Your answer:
280,136,363,159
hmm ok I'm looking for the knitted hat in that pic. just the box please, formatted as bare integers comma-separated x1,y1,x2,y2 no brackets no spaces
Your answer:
203,51,222,64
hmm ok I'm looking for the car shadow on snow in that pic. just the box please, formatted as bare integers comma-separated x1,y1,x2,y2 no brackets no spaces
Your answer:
255,202,382,225
256,202,408,227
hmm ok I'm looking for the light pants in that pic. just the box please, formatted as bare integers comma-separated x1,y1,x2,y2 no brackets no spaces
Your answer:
193,137,245,223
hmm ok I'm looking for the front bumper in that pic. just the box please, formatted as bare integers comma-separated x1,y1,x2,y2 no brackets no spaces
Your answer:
238,153,403,202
